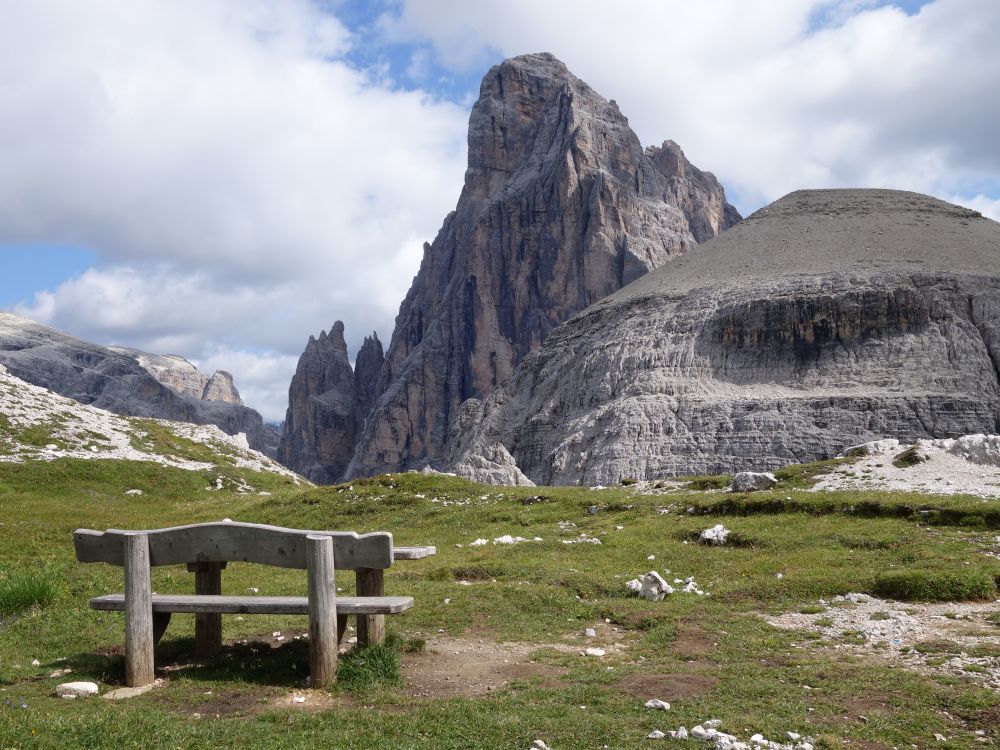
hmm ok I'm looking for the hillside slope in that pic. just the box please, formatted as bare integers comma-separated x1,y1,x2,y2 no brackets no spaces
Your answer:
449,189,1000,485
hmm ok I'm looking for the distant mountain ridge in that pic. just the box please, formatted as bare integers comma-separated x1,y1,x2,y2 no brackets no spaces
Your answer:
279,52,740,482
109,347,244,406
0,312,279,457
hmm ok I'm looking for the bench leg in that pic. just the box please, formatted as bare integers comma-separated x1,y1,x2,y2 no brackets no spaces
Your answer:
193,562,224,657
124,533,155,687
153,613,171,646
306,535,338,687
337,614,348,645
356,568,385,647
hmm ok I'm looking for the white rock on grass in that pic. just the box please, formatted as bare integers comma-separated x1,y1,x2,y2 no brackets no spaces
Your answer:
699,524,730,545
640,571,674,601
730,472,777,492
103,680,162,700
647,730,666,739
531,741,552,750
584,647,606,657
584,628,597,637
838,439,900,457
56,681,99,698
625,578,643,594
644,699,670,710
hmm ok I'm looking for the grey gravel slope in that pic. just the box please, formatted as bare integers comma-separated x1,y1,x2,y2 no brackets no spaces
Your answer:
447,189,1000,485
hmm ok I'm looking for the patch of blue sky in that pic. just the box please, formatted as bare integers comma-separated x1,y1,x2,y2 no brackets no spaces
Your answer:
808,0,934,32
0,244,96,308
326,0,489,103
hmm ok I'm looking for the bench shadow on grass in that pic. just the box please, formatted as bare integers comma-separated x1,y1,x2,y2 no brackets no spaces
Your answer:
65,637,312,689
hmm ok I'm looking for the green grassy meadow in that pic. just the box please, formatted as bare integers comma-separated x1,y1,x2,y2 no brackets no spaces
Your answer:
1,456,999,749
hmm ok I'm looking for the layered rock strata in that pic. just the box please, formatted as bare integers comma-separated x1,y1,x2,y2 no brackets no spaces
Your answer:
291,52,738,481
448,189,1000,485
0,312,276,456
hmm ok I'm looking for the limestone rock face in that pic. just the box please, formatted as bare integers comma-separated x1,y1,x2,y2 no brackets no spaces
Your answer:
110,347,244,406
446,189,1000,485
0,313,276,455
202,370,242,404
342,52,739,479
278,323,384,483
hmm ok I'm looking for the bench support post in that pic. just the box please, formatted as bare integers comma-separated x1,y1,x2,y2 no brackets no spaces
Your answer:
306,535,337,687
124,532,155,687
191,562,224,656
356,568,385,646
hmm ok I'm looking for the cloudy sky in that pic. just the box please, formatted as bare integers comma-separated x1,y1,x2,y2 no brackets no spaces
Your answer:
1,0,997,421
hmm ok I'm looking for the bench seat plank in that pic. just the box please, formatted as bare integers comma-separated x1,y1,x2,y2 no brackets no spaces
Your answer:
393,546,436,560
91,594,413,616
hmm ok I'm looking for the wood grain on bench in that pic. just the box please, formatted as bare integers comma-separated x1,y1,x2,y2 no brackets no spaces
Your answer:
90,594,414,615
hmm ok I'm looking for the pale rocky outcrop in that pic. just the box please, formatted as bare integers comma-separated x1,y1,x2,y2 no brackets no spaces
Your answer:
730,473,777,492
0,313,277,455
110,348,244,405
320,52,739,482
446,189,1000,485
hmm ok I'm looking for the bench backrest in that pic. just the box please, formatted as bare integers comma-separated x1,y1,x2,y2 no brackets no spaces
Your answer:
74,521,393,570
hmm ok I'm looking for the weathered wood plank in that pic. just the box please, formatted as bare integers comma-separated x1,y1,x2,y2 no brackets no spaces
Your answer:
74,523,393,570
193,562,223,656
152,612,171,645
337,614,348,644
356,568,385,647
124,533,155,687
90,594,414,615
306,534,337,687
393,546,437,560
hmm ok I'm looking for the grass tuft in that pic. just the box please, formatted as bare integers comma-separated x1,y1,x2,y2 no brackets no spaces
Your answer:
0,569,59,616
873,570,997,602
892,446,928,469
337,643,401,692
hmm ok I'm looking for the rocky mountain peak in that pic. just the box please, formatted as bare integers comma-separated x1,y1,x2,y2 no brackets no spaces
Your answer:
278,321,384,483
280,53,741,482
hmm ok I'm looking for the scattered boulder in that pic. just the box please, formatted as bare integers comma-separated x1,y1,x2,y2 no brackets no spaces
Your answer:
645,699,671,710
56,681,99,699
640,571,674,601
700,524,730,546
584,647,606,657
731,472,777,492
103,680,162,700
625,578,643,595
839,439,900,457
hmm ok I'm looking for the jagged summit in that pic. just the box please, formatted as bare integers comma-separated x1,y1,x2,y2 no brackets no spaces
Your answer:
285,52,738,482
447,189,1000,485
278,321,383,483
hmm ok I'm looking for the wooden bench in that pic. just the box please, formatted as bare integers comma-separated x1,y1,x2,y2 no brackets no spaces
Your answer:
74,521,418,688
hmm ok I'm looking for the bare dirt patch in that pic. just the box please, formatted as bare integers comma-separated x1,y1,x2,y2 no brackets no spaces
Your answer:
672,622,716,658
401,635,569,699
615,672,718,701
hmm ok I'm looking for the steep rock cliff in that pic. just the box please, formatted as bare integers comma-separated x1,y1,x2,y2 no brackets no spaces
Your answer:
337,52,739,479
447,189,1000,485
278,323,384,483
